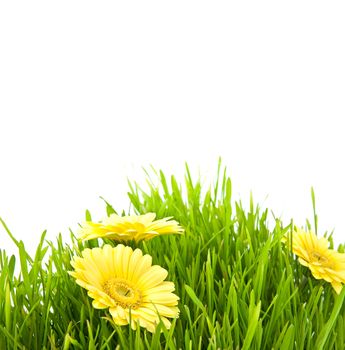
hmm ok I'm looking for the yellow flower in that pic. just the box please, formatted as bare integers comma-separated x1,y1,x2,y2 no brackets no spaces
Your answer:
284,227,345,294
78,213,183,242
69,244,179,332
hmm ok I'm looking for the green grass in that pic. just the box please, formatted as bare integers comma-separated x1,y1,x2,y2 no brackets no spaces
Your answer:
1,161,345,349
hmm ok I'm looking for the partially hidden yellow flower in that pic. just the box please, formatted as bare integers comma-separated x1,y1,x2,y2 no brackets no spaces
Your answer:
283,227,345,294
69,244,179,332
78,213,183,242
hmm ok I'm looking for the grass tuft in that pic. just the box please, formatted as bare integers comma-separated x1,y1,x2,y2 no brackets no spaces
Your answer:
1,162,345,349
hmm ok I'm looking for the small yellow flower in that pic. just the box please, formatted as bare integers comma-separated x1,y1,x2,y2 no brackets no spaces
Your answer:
78,213,183,242
69,244,179,332
283,227,345,294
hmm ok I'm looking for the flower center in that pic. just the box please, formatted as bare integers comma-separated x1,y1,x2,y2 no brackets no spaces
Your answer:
103,278,142,309
311,251,329,265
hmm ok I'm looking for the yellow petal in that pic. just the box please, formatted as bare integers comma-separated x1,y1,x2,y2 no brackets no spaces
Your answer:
137,265,168,289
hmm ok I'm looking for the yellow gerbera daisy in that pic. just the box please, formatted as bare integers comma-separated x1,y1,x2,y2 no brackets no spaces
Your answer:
283,227,345,294
78,213,183,242
69,244,179,332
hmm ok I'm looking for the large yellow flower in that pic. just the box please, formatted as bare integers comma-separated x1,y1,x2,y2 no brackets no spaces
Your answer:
78,213,183,242
69,244,179,332
284,227,345,294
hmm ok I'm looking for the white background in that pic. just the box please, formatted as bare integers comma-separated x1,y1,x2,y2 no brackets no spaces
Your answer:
1,1,344,256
